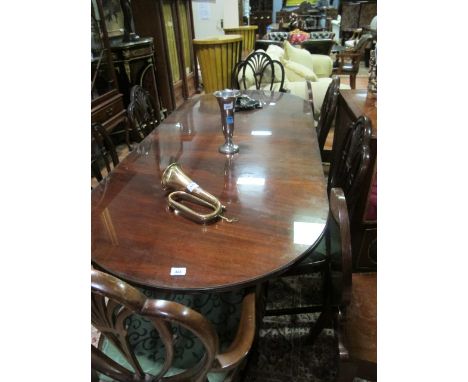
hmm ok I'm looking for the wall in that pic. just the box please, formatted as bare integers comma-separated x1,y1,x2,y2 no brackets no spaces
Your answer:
192,0,239,38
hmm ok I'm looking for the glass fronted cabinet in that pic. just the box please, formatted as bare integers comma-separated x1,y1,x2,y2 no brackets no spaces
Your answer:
91,0,128,141
131,0,199,112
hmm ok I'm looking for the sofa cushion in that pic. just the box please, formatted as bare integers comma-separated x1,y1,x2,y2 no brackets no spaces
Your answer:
266,44,285,61
283,41,333,78
281,58,318,82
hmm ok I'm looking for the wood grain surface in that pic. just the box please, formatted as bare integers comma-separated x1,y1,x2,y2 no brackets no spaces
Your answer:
92,91,329,291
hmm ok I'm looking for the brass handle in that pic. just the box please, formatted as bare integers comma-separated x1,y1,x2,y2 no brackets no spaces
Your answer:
106,107,114,116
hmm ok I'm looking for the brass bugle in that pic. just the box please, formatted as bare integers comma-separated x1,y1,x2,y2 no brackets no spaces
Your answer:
161,163,237,223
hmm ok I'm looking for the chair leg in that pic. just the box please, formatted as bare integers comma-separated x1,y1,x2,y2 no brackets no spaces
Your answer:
350,74,356,89
124,117,133,151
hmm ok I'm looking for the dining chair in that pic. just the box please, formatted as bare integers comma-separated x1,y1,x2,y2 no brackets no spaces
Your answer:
91,269,256,382
263,187,352,349
263,117,372,349
306,75,341,163
91,122,119,185
232,51,287,92
328,115,372,221
127,85,161,143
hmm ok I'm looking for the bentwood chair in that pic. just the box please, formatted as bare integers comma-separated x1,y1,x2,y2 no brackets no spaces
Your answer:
91,122,119,186
232,51,287,92
91,269,256,382
127,85,161,143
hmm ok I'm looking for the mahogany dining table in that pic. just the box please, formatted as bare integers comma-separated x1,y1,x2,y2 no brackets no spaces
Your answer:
91,90,329,292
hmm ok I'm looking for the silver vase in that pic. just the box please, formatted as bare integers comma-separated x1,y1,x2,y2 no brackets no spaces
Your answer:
213,89,241,155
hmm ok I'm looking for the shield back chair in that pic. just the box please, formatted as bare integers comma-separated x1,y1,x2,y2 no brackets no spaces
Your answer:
263,187,353,350
91,122,119,187
328,115,372,221
307,75,341,163
232,51,287,92
263,116,372,347
91,269,256,382
333,34,372,89
127,85,161,143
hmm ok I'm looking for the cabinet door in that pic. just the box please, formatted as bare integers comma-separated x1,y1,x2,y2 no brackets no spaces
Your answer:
176,0,197,96
161,0,196,108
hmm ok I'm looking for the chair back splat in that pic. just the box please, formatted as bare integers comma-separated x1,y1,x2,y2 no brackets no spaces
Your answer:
232,51,286,92
127,85,161,143
91,269,256,382
91,122,119,184
328,115,372,220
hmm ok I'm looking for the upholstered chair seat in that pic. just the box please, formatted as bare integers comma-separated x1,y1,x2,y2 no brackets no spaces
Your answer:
98,289,246,382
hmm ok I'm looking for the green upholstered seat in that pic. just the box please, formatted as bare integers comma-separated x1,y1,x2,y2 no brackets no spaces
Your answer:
92,270,255,382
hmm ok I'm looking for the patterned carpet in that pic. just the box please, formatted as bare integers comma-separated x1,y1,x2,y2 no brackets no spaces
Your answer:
243,274,339,382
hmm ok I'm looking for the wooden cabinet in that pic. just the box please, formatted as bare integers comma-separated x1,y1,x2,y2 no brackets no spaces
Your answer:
91,0,127,137
109,36,164,117
334,89,377,272
131,0,198,112
250,10,272,37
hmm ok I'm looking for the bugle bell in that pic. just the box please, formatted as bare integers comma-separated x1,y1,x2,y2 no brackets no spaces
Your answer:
161,163,237,223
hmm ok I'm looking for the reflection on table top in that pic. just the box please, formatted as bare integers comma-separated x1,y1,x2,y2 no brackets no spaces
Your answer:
92,91,329,292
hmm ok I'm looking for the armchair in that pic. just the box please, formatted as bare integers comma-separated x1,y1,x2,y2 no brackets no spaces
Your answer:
91,269,256,382
344,28,363,48
333,33,372,89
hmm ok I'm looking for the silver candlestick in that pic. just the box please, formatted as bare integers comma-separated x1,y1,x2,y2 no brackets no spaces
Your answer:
213,89,241,155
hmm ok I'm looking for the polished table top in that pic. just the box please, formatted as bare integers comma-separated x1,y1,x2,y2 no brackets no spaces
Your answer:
91,91,329,292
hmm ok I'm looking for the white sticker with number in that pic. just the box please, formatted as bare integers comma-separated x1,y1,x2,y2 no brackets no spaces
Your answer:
224,102,234,110
170,267,187,276
186,182,199,192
